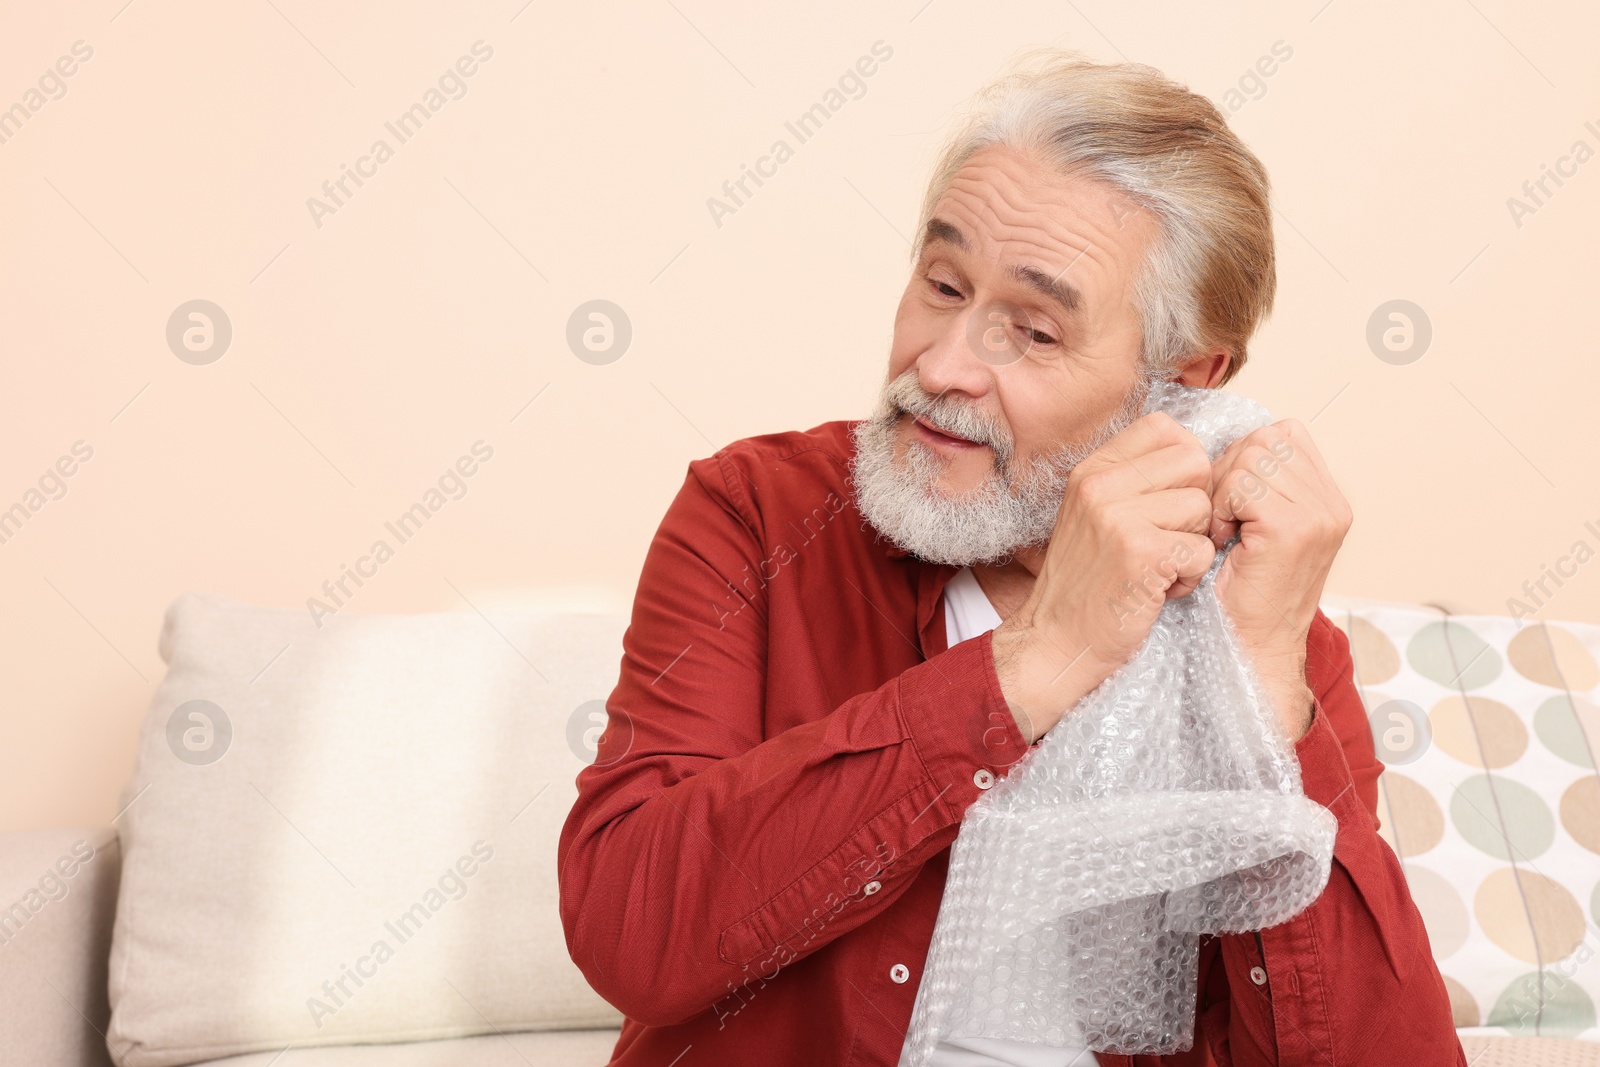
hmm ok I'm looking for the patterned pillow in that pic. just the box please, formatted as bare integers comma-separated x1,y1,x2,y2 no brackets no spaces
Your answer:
1320,597,1600,1041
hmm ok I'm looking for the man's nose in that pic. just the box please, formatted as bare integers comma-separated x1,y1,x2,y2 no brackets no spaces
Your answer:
915,305,998,402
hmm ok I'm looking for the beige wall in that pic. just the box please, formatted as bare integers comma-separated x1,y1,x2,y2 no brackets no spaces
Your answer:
2,0,1596,832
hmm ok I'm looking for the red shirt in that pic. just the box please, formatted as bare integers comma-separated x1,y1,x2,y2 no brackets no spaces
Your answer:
557,420,1466,1066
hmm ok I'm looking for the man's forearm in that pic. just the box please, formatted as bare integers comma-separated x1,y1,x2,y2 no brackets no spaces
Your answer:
558,631,1029,1028
1261,676,1314,743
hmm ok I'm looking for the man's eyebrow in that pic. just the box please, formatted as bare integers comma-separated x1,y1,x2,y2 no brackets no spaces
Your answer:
921,217,968,253
1009,263,1083,318
921,215,1084,319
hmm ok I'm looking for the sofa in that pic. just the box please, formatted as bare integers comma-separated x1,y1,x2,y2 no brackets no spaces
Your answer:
2,590,1596,1066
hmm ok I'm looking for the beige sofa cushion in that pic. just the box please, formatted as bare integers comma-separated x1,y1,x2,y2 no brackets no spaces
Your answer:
0,826,121,1067
1322,597,1600,1041
185,1031,1592,1067
1457,1032,1600,1065
192,1030,622,1067
107,593,625,1067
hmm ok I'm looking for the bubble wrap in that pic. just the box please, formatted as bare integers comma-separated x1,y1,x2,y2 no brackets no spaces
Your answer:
901,382,1338,1062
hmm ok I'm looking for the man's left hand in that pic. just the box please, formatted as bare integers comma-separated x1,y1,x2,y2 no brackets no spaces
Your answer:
1208,418,1353,742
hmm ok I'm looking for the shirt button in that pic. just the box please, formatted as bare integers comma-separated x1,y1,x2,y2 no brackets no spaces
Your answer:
863,880,881,896
1249,966,1267,986
890,963,910,984
973,769,995,789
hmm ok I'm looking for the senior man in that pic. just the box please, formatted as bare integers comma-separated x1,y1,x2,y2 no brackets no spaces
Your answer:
558,52,1463,1066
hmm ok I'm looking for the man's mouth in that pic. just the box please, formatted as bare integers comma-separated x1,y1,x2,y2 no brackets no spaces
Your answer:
911,414,986,450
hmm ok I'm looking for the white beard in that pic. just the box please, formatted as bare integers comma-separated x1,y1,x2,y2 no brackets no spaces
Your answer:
848,370,1152,566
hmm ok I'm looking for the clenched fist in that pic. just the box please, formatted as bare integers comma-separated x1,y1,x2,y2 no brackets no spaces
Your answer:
990,410,1351,745
1207,418,1353,740
991,411,1217,742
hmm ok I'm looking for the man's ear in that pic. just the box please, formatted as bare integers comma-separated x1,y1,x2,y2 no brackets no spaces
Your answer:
1171,346,1230,389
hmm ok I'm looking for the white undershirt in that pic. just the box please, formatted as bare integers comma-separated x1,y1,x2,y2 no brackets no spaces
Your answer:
941,566,1004,648
893,569,1090,1067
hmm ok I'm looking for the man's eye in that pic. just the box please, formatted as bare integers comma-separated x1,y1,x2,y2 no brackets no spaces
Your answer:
931,279,962,298
1025,327,1058,346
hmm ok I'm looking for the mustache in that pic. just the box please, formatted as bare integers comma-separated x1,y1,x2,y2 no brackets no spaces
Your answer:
873,367,1155,484
878,373,1015,466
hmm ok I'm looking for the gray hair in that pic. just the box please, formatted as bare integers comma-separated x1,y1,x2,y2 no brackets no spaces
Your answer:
912,49,1275,384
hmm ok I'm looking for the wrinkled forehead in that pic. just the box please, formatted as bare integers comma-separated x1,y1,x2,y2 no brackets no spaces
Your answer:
919,145,1158,301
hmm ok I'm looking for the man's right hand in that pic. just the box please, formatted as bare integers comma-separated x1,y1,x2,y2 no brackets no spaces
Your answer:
991,410,1217,743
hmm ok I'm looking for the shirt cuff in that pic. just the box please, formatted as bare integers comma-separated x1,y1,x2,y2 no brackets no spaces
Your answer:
896,629,1032,824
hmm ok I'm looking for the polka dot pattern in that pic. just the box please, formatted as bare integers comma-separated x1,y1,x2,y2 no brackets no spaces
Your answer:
1407,620,1502,690
1561,778,1600,855
1407,864,1469,957
1349,616,1401,685
1442,975,1480,1027
1509,625,1600,691
1380,772,1444,857
1534,695,1600,769
1428,695,1527,769
1488,972,1597,1038
1328,599,1600,1041
1451,775,1555,861
1474,868,1586,964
